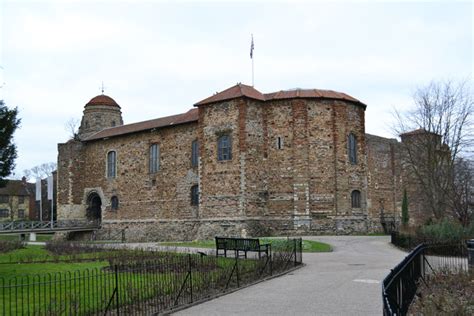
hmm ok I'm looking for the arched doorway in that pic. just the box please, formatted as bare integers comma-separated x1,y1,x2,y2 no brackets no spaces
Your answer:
86,192,102,221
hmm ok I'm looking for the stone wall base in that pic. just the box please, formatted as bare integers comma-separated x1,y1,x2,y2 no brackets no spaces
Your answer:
62,216,392,242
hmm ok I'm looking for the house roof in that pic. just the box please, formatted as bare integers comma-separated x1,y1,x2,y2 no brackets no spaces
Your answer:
194,83,265,106
85,108,199,141
195,84,366,108
85,95,120,108
0,180,31,196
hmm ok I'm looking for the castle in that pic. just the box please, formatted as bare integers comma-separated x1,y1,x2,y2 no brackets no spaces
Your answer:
57,83,423,241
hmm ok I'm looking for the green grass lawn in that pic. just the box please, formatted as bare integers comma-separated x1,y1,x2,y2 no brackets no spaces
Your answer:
0,233,54,242
0,245,256,315
159,237,332,252
0,245,109,276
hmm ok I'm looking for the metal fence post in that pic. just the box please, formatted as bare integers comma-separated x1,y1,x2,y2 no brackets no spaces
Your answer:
467,239,474,271
188,254,193,303
115,265,120,316
236,255,240,287
294,239,297,266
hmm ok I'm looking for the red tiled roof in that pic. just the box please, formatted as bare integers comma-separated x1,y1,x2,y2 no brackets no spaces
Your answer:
264,89,363,105
86,95,120,108
85,109,198,141
194,83,265,106
195,84,366,107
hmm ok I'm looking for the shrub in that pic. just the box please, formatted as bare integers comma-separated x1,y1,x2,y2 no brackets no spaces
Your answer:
45,241,105,255
0,240,25,253
409,271,473,315
419,219,474,243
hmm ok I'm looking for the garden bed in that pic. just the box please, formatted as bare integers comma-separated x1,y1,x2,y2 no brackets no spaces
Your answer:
409,271,473,315
0,238,303,315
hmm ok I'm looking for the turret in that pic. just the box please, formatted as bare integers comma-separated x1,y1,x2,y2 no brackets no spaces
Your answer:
78,94,123,140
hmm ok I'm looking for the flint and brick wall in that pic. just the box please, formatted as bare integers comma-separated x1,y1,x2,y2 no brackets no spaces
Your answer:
58,96,408,241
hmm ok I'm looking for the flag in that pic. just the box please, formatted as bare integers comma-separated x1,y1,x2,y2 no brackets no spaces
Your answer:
250,34,254,59
35,178,41,201
47,175,53,200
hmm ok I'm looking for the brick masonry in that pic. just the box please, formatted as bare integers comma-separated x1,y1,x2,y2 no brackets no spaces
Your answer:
57,87,426,241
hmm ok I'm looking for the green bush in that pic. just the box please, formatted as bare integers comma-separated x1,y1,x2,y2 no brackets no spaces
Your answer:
419,219,474,243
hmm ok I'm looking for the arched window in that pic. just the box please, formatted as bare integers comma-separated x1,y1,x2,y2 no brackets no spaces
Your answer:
217,135,232,161
111,120,116,127
107,151,116,178
348,133,357,164
191,140,199,167
191,185,199,206
111,196,119,211
149,144,160,173
351,190,361,208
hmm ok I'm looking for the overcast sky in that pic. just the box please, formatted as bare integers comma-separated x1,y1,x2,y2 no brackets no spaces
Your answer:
1,0,472,178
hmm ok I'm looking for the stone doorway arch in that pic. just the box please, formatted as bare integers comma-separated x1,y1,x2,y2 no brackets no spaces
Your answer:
86,192,102,221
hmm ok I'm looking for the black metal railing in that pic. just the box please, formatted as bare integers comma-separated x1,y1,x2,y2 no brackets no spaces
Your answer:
1,238,303,315
382,242,468,315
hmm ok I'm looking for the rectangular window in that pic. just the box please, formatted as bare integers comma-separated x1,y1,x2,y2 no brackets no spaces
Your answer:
218,135,232,161
191,185,199,206
191,140,199,167
107,151,117,178
18,209,25,219
348,133,357,164
149,144,160,173
0,209,9,218
276,136,284,149
0,195,8,203
18,196,25,204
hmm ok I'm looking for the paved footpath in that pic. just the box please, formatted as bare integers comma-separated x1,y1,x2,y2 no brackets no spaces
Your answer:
173,236,406,316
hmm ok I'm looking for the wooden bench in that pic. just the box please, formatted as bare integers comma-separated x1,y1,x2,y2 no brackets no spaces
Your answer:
215,237,270,259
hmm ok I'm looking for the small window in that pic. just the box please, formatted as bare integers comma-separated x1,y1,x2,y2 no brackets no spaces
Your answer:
18,209,25,219
191,140,199,167
191,185,199,206
149,144,160,173
85,121,89,129
111,196,119,211
351,190,361,208
348,133,357,164
111,120,116,127
217,135,232,161
18,196,25,204
0,195,9,203
107,151,117,178
0,209,9,218
276,136,284,150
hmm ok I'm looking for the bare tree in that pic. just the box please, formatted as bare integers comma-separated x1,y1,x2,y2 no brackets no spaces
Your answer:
22,162,57,180
395,80,473,225
450,158,473,226
65,117,80,140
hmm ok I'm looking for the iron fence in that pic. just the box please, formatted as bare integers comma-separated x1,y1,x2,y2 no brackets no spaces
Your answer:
382,242,468,316
1,238,302,315
0,220,100,233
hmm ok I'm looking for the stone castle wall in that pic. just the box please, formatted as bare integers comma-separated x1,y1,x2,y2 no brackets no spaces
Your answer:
58,95,409,241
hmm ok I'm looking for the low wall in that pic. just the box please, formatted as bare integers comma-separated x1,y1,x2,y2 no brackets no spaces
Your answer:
61,215,387,242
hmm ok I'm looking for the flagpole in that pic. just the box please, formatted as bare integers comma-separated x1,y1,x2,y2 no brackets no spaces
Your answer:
252,55,254,87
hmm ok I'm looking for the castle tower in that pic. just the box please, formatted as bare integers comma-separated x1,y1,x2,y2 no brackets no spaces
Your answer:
78,94,123,140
